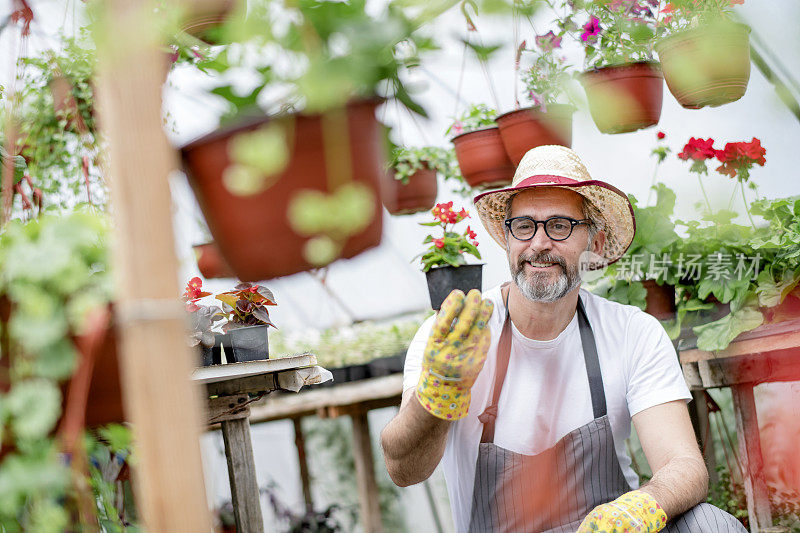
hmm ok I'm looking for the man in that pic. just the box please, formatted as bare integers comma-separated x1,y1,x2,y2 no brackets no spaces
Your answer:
381,146,745,532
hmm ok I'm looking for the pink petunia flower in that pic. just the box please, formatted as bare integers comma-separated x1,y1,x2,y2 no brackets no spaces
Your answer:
535,30,562,51
581,16,602,43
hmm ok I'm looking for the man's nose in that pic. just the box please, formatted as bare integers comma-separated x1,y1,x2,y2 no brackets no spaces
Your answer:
526,224,554,252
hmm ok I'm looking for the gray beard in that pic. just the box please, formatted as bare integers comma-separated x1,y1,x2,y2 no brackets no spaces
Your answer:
510,251,583,303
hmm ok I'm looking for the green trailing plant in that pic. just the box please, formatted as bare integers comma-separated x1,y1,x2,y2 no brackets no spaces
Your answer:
556,0,659,69
416,202,481,272
12,34,105,210
0,210,127,529
445,103,498,137
390,146,463,186
656,0,744,35
521,31,574,110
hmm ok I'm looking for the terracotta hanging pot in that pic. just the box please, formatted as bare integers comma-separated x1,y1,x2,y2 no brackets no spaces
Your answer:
496,104,574,165
451,127,515,190
49,75,90,134
180,0,236,44
194,241,235,279
642,279,676,320
580,61,663,134
181,99,385,281
382,165,438,215
655,22,751,109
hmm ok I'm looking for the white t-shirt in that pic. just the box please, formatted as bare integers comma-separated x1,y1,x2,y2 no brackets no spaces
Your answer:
402,284,691,532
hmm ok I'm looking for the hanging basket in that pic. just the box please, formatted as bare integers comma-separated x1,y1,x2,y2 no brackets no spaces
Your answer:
451,127,515,190
425,264,484,311
496,105,574,165
180,0,236,44
181,99,385,281
642,279,676,320
655,22,751,109
194,241,235,279
580,61,663,134
383,165,438,215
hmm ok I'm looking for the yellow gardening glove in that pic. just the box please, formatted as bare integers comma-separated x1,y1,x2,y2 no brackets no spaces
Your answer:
416,289,494,420
577,490,668,533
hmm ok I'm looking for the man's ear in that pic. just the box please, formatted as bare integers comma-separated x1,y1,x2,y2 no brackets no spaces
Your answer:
592,230,606,256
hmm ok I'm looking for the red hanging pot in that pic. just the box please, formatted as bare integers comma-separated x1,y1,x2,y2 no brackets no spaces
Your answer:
580,61,663,134
181,99,385,281
496,104,574,165
451,127,515,190
180,0,236,44
194,241,235,279
655,22,751,109
382,165,438,215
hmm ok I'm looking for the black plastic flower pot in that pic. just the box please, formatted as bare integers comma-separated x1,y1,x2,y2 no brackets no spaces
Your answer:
367,354,405,378
330,367,348,386
199,335,224,367
347,364,369,382
226,324,269,363
425,264,484,311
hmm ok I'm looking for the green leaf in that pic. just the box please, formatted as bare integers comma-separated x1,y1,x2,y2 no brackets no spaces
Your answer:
694,306,764,352
7,380,62,440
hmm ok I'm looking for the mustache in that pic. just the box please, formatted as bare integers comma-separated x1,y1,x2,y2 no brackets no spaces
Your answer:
517,252,566,270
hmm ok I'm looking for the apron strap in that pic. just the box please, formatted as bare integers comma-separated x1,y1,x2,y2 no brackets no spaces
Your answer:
479,287,607,443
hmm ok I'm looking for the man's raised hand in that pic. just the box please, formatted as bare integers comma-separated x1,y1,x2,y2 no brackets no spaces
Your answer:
416,289,494,420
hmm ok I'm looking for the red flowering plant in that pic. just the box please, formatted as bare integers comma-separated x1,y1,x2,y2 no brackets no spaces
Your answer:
215,282,278,332
182,277,224,348
678,136,766,225
556,0,659,69
416,202,481,272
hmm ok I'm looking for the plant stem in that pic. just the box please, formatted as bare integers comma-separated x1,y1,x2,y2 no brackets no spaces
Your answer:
741,182,756,229
646,161,660,206
697,175,713,216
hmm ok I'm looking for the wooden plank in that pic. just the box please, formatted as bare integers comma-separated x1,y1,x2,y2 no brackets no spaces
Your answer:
207,394,251,424
682,361,703,390
249,374,404,424
94,2,211,531
693,349,800,388
292,418,314,513
680,318,800,363
319,397,403,419
351,410,383,533
206,372,278,397
192,353,316,384
731,384,772,533
221,417,264,533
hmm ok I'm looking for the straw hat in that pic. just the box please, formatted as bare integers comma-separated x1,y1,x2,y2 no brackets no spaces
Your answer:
473,145,635,269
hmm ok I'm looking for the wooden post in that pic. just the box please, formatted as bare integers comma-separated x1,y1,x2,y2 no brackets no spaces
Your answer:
94,1,212,531
731,384,772,533
292,417,314,513
351,410,383,533
691,390,718,486
221,416,265,533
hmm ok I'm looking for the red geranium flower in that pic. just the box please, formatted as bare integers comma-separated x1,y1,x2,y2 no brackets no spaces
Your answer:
678,137,717,161
466,226,477,240
434,238,445,249
714,138,766,181
657,131,666,140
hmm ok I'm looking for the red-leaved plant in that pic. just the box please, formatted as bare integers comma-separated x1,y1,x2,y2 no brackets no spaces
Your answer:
215,282,277,332
415,202,481,272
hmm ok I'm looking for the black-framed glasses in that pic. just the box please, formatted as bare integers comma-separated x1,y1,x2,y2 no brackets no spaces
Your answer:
504,216,591,242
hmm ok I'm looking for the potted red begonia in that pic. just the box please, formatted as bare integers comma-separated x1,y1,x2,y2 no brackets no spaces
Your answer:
215,282,277,363
416,202,483,310
182,277,225,366
496,31,574,164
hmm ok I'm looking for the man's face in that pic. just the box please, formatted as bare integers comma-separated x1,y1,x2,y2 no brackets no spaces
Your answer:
506,188,603,302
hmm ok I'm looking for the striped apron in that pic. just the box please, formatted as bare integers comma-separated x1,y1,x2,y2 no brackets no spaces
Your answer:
467,287,747,533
